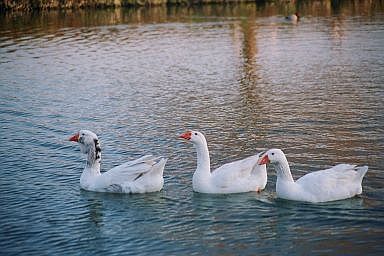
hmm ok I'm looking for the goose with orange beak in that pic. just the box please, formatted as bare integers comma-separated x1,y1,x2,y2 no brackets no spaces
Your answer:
69,130,167,193
179,130,267,194
258,149,368,203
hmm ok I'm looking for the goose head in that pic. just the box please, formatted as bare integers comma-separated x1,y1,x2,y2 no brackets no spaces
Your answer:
179,130,207,145
286,12,300,21
258,148,285,165
69,130,101,160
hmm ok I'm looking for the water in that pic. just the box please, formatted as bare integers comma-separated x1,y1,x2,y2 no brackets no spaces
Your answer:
1,2,384,255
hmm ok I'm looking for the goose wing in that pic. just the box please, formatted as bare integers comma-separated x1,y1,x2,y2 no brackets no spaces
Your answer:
103,155,163,183
211,154,262,188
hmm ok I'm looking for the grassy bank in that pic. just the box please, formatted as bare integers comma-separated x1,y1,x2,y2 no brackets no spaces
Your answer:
1,0,275,12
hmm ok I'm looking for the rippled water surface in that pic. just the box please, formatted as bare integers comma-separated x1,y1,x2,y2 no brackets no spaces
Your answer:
1,2,384,255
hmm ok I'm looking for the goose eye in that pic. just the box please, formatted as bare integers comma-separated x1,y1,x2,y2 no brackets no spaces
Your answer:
271,152,275,156
194,133,198,136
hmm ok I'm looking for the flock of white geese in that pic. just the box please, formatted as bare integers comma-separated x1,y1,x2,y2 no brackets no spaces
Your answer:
69,129,367,203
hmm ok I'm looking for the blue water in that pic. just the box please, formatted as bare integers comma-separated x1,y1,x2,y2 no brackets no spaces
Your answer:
1,2,384,255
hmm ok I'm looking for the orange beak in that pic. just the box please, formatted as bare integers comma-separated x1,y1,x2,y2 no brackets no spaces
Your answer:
258,154,269,165
179,131,192,140
69,132,80,142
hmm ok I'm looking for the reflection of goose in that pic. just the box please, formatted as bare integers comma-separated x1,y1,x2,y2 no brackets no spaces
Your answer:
179,131,267,194
285,13,300,22
258,149,368,203
69,130,167,193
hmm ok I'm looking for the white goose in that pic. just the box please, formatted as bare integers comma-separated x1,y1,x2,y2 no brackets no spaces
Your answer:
69,130,167,193
179,131,267,194
258,149,368,203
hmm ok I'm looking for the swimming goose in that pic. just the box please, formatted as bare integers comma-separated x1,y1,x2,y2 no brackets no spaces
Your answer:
258,148,368,203
179,130,267,194
69,130,167,193
285,13,300,22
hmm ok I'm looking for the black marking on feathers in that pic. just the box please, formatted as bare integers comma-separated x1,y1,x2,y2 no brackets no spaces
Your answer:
134,173,144,181
94,139,101,160
105,184,123,193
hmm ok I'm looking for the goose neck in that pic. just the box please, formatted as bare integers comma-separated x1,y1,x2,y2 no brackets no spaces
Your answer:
195,141,211,174
275,158,294,183
84,160,101,176
84,144,101,176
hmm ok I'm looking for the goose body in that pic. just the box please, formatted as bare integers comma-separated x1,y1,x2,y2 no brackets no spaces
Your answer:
258,149,368,203
69,130,166,193
180,131,267,194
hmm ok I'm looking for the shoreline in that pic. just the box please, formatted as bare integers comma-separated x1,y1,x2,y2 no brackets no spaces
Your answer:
1,0,273,12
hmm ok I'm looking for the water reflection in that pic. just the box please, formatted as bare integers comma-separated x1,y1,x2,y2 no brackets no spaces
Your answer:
231,17,270,152
81,191,105,227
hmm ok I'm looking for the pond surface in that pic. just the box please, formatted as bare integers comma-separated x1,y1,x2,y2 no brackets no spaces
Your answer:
1,1,384,255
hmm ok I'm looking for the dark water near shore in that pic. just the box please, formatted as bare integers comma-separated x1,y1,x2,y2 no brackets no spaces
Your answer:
1,1,384,255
